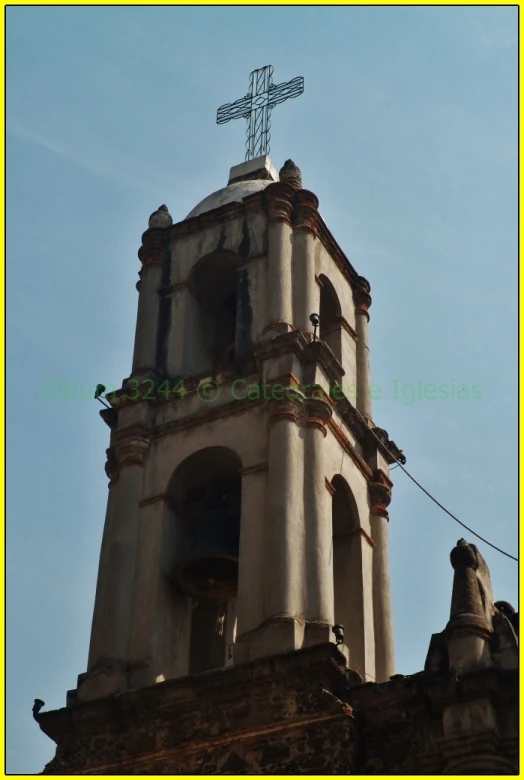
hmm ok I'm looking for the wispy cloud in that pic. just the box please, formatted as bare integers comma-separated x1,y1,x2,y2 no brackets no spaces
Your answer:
7,117,168,197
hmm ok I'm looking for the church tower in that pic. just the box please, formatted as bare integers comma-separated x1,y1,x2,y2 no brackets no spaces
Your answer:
69,151,405,709
36,66,518,773
36,152,517,780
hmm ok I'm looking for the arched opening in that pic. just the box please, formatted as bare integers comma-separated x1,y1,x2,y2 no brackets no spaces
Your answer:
319,274,343,365
168,447,242,675
331,475,365,676
189,252,238,370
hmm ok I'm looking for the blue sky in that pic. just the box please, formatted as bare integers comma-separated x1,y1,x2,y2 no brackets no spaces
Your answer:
7,5,517,774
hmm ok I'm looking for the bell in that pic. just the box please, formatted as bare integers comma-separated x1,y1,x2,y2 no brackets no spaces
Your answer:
175,497,240,599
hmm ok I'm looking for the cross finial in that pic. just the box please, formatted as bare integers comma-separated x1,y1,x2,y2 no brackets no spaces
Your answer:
217,66,304,161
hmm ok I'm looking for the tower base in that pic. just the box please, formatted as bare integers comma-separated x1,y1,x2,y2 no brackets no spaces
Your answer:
38,644,518,775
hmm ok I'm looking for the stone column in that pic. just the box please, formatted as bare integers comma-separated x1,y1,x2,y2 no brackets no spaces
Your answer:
86,446,120,671
127,498,171,688
132,228,167,378
234,464,268,663
249,394,305,658
262,182,295,338
292,190,320,335
165,281,202,377
369,471,395,682
79,434,149,700
302,395,334,646
354,276,372,421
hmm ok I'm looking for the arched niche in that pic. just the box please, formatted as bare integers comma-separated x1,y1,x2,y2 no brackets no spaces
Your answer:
319,274,343,365
167,446,243,675
189,251,239,369
331,474,366,677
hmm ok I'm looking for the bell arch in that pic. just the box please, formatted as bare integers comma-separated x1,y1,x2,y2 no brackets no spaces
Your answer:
167,446,243,675
331,474,366,678
319,274,343,365
189,251,239,370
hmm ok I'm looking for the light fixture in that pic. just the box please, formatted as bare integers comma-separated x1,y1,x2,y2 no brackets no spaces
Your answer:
309,312,320,341
332,624,344,645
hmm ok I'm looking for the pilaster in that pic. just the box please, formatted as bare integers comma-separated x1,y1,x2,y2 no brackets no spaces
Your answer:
262,182,295,337
292,189,320,334
302,393,334,645
353,276,372,421
369,470,395,682
133,217,170,377
78,434,150,701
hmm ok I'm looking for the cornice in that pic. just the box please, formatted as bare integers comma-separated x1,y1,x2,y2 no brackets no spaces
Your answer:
316,214,360,288
151,395,265,440
328,419,373,480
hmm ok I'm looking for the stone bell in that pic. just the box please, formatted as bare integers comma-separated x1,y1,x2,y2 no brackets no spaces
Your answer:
175,496,240,600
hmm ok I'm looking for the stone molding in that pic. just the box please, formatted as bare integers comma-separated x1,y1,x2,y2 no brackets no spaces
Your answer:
353,275,372,321
240,462,268,477
138,229,169,268
104,447,119,485
267,371,302,392
304,395,333,437
328,419,373,480
325,477,336,496
138,493,177,513
333,526,375,549
364,425,406,466
268,396,305,428
368,468,393,520
264,181,296,225
114,436,150,468
335,316,358,341
261,321,295,336
152,395,264,439
163,280,198,297
292,190,320,236
253,329,309,363
302,338,344,385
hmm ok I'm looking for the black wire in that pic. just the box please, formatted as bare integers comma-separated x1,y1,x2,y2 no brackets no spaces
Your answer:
367,426,518,563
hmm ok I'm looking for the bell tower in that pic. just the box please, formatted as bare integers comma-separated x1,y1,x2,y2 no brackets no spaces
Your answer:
70,152,405,706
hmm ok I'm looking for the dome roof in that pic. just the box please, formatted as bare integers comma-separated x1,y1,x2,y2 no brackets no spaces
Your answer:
186,178,273,219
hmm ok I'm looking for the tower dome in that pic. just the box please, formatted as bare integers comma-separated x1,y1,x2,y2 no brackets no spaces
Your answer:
186,155,279,219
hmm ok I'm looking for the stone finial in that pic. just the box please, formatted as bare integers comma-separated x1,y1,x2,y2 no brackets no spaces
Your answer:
148,204,173,229
279,159,302,189
424,538,518,677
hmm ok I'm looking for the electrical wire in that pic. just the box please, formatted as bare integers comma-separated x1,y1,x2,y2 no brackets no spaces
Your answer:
366,425,518,563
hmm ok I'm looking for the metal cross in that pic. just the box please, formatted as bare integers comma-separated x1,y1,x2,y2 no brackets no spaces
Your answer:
217,66,304,161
